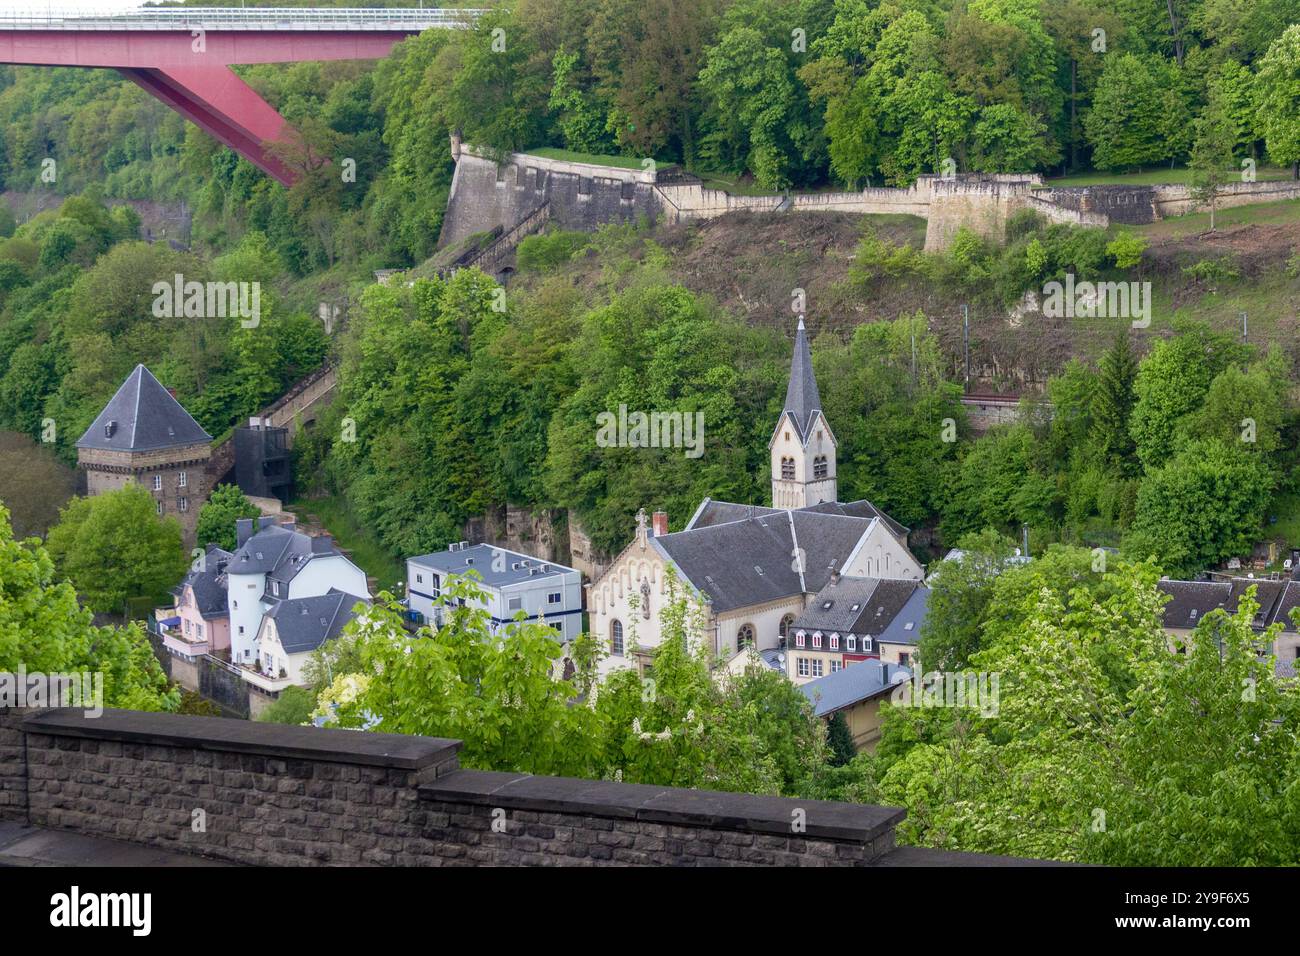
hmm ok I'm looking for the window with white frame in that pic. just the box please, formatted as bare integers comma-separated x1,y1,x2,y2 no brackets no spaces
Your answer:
178,497,188,513
847,635,857,651
548,591,562,605
179,471,187,488
831,660,842,673
797,658,809,677
829,633,839,650
795,631,806,648
152,474,162,491
811,659,824,677
508,596,522,611
812,632,822,649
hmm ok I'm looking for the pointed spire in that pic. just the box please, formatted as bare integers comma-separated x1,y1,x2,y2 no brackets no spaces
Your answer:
782,315,821,441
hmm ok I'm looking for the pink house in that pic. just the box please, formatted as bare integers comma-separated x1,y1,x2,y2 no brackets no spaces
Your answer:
158,545,231,661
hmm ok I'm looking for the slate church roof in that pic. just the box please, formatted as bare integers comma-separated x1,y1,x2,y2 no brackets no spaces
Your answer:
76,364,211,452
773,316,825,444
653,507,906,614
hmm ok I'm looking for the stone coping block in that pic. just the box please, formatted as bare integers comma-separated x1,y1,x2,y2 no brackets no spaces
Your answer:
421,769,905,843
22,708,461,771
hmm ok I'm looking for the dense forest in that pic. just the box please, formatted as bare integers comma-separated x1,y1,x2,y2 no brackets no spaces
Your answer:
0,0,1297,567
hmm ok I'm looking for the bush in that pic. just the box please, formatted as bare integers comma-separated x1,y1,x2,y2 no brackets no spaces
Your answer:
257,685,316,725
1181,257,1240,287
1106,231,1148,270
848,229,929,284
515,230,590,273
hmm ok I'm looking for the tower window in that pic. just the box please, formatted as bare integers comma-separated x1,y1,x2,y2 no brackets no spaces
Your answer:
813,456,828,479
781,457,794,480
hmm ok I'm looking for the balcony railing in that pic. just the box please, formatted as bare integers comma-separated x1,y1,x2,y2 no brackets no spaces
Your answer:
239,664,293,694
0,7,486,31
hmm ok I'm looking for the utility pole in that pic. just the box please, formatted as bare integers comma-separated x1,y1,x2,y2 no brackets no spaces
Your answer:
1240,311,1247,343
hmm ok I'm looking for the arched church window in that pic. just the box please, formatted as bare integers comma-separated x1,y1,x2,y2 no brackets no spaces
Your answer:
737,624,755,651
813,456,828,479
610,619,624,656
779,614,795,641
781,457,795,480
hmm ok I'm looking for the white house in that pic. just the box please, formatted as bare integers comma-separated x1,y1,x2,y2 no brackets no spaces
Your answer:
586,317,925,680
252,589,366,689
406,543,583,643
226,517,370,689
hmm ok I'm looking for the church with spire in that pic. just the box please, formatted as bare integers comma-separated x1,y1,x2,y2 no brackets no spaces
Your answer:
584,318,924,681
770,316,837,509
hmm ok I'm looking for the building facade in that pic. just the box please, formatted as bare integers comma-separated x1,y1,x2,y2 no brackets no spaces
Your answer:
75,364,213,545
405,543,583,643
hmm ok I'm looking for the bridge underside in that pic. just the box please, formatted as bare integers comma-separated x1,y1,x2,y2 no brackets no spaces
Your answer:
0,30,417,185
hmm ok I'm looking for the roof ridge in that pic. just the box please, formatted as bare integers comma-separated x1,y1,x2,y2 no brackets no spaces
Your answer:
788,509,806,593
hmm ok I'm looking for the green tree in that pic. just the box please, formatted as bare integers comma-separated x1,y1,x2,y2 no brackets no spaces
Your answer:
45,485,189,616
315,575,604,778
1188,88,1239,231
918,528,1020,671
826,711,856,767
257,685,316,726
1124,439,1273,577
1256,24,1300,176
195,484,261,551
1129,324,1243,470
0,503,177,711
1084,54,1170,170
1090,332,1138,472
878,559,1300,865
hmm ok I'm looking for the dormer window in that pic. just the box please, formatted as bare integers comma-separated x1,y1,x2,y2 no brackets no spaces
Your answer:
812,632,823,649
829,633,839,650
795,631,806,648
105,421,117,438
847,635,857,651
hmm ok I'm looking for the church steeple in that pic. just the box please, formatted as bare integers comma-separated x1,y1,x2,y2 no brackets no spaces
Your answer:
782,316,822,442
769,317,837,509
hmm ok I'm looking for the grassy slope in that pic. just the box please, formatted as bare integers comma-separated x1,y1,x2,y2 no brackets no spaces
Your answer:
286,495,405,592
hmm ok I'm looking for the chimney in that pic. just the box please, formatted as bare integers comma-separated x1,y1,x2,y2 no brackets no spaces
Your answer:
652,511,669,537
830,569,841,586
235,518,255,548
311,535,334,555
258,515,276,530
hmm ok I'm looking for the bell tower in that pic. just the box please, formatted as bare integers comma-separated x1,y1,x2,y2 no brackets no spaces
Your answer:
769,317,836,508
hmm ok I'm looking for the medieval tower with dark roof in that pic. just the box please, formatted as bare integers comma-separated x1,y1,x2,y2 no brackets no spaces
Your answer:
75,364,213,545
769,317,837,509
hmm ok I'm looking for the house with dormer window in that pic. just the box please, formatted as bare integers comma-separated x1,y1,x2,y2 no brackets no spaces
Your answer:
225,517,370,691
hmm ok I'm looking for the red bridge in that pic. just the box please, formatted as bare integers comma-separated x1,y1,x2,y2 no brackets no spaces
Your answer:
0,6,483,185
